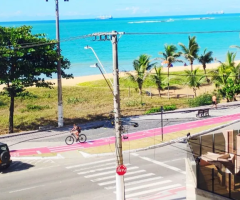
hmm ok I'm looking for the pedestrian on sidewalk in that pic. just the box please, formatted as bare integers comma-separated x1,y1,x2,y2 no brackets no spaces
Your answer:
212,95,217,109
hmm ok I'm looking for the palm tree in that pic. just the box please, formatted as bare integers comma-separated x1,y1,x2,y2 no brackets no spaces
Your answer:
210,52,238,88
126,54,156,95
179,36,199,71
184,68,206,97
225,51,240,84
150,66,167,97
158,44,182,99
198,48,213,75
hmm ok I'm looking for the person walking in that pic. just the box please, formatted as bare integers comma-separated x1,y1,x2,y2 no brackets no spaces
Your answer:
212,95,217,109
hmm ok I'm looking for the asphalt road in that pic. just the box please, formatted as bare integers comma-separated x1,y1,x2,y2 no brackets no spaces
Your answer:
3,116,199,148
0,143,187,200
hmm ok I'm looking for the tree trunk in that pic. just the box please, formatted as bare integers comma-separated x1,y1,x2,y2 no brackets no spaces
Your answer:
139,88,142,95
191,61,193,72
167,66,170,99
158,88,161,97
138,82,142,95
193,88,197,97
203,64,206,74
9,95,14,133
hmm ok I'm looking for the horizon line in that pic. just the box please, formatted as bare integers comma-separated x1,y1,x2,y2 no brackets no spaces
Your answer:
0,12,240,23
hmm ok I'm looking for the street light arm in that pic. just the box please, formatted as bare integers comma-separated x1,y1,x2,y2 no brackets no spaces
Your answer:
88,47,113,86
96,66,114,96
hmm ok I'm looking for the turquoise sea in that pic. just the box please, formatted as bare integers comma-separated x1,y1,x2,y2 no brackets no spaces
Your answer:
1,13,240,78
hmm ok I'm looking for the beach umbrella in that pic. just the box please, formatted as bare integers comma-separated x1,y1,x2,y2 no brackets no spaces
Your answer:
161,60,169,65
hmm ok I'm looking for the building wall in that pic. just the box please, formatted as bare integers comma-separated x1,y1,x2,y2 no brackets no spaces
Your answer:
185,158,231,200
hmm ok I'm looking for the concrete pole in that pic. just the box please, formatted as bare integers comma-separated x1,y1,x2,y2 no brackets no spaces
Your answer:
161,106,163,141
112,30,125,200
55,0,64,127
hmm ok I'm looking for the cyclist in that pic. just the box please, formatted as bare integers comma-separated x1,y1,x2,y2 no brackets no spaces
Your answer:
71,124,81,141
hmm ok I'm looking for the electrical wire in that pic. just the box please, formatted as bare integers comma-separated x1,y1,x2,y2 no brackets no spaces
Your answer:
1,29,240,50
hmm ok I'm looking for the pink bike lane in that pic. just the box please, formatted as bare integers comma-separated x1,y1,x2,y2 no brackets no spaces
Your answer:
10,113,240,157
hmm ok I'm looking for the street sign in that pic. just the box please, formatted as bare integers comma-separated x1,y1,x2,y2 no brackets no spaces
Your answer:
116,164,127,176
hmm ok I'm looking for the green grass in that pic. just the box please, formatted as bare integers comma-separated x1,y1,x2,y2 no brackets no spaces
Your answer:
78,69,207,89
0,85,189,134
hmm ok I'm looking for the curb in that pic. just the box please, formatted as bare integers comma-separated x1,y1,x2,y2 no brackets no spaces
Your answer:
0,122,105,139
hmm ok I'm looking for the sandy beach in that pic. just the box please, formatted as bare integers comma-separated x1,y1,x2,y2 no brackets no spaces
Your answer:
48,62,222,86
0,61,238,96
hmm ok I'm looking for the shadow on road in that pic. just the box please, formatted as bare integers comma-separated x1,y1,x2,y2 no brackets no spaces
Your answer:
0,161,34,174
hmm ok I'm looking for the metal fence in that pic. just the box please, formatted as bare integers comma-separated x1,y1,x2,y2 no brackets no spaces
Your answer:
188,130,240,200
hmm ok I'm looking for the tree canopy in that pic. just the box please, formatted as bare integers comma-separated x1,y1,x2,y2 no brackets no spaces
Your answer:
179,36,199,71
0,25,72,133
126,54,156,95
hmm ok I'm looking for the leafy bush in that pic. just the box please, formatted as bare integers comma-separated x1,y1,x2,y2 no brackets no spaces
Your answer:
67,97,87,104
163,105,177,111
16,92,38,100
188,93,213,107
145,104,176,114
145,107,161,114
21,104,51,112
0,101,6,107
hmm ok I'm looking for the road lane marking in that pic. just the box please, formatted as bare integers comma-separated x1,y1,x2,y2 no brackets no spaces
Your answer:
48,145,83,150
163,158,185,163
9,185,45,193
105,176,163,190
36,151,42,154
91,170,146,182
132,154,186,175
66,158,115,169
98,173,155,186
125,184,181,198
50,146,84,152
11,154,64,160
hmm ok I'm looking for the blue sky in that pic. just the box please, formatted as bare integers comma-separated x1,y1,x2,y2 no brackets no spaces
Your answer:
0,0,239,21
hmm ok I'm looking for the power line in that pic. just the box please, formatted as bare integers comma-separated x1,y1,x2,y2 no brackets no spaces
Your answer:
1,29,240,50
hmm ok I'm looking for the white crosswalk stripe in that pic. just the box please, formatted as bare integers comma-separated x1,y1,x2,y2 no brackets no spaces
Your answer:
66,158,183,199
66,158,115,169
78,163,131,175
91,170,146,182
123,180,172,192
125,184,182,198
98,173,155,186
105,176,163,190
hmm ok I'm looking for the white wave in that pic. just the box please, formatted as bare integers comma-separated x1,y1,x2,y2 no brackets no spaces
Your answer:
128,21,163,24
128,19,174,24
185,17,214,21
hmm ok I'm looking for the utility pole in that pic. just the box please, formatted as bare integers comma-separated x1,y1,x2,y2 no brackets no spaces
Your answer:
161,106,163,141
86,31,125,200
46,0,69,127
112,30,125,200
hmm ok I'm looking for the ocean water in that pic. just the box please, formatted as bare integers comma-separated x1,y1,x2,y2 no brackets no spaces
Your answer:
1,13,240,78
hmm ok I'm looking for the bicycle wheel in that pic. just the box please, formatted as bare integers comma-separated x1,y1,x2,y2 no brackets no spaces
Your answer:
65,136,74,145
78,134,87,143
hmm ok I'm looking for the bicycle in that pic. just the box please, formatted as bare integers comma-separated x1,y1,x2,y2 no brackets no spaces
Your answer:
65,131,87,145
